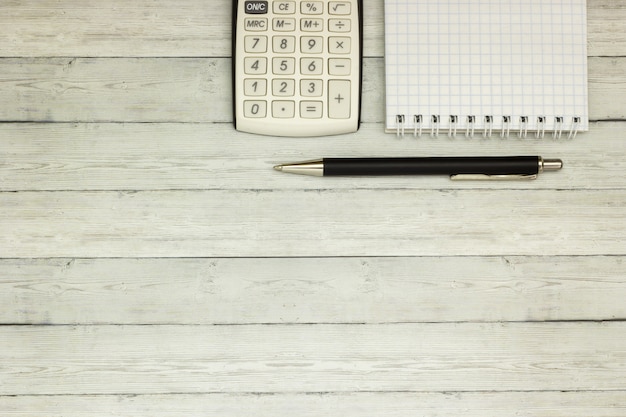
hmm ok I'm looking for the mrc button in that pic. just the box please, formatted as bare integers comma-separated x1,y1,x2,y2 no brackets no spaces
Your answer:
245,1,268,14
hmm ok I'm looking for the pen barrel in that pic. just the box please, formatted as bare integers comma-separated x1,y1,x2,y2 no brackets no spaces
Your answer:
323,157,540,176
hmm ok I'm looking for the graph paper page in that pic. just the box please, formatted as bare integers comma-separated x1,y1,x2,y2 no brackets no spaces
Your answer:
384,0,588,135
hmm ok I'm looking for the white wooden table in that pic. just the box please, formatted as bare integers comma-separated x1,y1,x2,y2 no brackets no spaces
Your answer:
1,1,625,415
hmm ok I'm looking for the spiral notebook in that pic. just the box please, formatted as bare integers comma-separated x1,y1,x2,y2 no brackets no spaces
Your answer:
384,0,589,138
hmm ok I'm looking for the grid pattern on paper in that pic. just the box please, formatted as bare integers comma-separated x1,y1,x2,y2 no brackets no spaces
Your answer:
384,0,589,133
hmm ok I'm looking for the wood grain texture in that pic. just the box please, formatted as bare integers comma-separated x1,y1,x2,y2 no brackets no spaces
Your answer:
2,392,625,417
2,189,625,258
0,0,622,57
1,122,625,192
1,0,625,414
0,57,623,123
2,256,625,325
1,323,624,395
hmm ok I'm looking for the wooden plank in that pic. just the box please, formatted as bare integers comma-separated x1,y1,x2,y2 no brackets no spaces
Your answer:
1,122,625,192
0,57,622,123
1,189,626,258
0,0,622,58
1,323,624,394
1,392,625,417
1,256,625,325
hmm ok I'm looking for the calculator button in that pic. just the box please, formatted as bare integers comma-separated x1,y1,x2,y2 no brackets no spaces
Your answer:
328,80,351,119
301,2,323,14
329,19,351,32
273,18,296,31
272,101,296,118
329,2,351,15
273,1,295,14
273,57,296,75
301,101,324,119
301,58,323,75
245,36,267,53
301,79,323,97
329,37,351,54
272,79,296,96
301,19,323,32
244,79,267,96
244,1,269,14
244,57,267,74
328,58,351,75
244,100,267,118
244,18,268,31
301,36,324,54
273,36,296,53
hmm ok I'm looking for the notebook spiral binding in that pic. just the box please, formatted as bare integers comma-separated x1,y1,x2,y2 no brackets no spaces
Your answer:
394,115,582,139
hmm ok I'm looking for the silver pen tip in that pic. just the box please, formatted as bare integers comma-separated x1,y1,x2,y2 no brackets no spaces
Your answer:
273,165,283,172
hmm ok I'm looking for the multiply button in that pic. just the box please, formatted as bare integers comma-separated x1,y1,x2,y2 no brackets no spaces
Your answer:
329,37,351,54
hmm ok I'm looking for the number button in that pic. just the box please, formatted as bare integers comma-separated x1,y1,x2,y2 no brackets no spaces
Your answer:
329,37,351,54
244,57,267,75
273,36,295,53
301,36,323,54
301,79,323,97
300,101,323,119
301,58,323,75
301,2,323,14
272,79,295,96
329,19,351,32
245,36,267,53
273,1,295,14
272,101,296,118
329,58,351,75
329,2,351,15
273,58,295,75
244,100,267,118
244,79,267,96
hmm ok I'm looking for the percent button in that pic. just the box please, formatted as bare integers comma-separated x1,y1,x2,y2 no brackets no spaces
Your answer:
301,2,323,14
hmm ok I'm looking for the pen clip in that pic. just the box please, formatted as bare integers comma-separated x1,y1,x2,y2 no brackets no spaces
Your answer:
450,174,538,181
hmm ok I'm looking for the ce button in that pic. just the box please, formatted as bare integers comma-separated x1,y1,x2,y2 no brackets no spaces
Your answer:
273,2,296,14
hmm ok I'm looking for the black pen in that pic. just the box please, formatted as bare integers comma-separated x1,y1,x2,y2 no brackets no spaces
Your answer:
273,156,563,180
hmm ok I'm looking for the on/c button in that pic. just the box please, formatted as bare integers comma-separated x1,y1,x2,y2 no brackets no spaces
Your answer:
244,1,268,14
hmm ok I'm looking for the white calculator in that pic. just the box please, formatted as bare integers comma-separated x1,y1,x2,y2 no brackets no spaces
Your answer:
233,0,363,137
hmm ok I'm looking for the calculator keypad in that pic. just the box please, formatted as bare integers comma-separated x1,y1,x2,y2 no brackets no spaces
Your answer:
235,0,361,136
